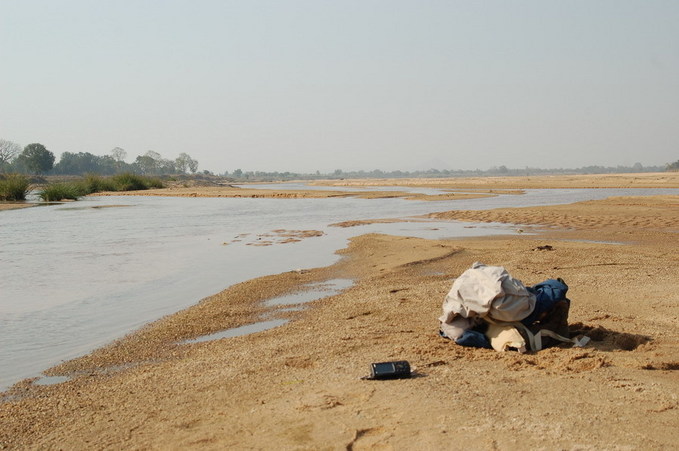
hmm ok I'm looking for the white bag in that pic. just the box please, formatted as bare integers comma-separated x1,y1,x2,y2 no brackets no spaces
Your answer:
439,262,536,324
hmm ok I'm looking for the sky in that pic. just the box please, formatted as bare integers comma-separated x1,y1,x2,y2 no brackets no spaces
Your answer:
1,1,678,174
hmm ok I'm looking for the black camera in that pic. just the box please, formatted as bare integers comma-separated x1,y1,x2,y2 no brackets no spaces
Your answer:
367,360,412,380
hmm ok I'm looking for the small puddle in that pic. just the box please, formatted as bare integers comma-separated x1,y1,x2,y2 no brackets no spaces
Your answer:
561,239,626,245
183,278,354,345
33,375,70,386
277,306,306,312
421,270,447,276
28,362,150,388
264,278,353,307
183,319,289,344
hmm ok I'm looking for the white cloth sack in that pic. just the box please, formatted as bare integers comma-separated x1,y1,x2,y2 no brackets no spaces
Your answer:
439,316,473,340
439,262,536,324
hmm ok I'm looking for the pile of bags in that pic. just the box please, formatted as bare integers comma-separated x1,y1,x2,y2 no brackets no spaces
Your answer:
439,262,589,352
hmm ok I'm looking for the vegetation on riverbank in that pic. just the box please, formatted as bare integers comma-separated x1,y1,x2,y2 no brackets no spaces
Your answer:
38,174,164,201
0,173,31,201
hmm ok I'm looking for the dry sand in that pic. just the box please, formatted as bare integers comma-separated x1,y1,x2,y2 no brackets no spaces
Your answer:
1,173,679,450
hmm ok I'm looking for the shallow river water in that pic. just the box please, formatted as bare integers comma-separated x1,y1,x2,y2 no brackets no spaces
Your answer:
1,186,677,390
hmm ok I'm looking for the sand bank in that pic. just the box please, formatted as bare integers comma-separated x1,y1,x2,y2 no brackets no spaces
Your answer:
0,203,34,211
89,184,496,202
311,171,679,189
87,171,679,201
1,177,679,449
3,172,679,210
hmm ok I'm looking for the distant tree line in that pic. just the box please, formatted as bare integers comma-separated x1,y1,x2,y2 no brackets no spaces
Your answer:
221,162,674,182
1,137,677,180
0,139,199,176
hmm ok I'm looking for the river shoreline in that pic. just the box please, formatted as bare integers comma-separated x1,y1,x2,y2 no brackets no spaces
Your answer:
1,174,679,449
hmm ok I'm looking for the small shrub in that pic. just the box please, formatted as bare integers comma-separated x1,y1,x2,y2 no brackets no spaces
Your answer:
39,182,88,201
111,173,149,191
83,174,116,193
110,173,164,191
144,177,164,189
0,174,31,201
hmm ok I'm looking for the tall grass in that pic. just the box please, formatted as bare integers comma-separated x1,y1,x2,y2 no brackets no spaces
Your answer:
0,174,31,201
83,174,117,193
110,173,160,191
37,174,165,201
39,182,88,201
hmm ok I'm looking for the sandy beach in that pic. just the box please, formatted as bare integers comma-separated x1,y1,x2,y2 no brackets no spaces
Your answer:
1,173,679,450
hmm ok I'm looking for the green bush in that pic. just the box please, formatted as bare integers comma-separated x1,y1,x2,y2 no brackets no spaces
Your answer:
110,173,164,191
36,174,165,202
0,174,31,201
144,177,164,189
111,173,148,191
38,182,89,201
83,174,116,193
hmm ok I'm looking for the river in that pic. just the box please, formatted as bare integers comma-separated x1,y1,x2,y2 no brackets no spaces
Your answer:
1,186,677,390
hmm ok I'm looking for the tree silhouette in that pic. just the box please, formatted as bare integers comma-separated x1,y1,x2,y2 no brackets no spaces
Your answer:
19,143,55,174
0,139,22,169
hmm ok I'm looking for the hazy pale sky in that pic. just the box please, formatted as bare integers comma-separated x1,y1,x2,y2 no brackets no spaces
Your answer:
1,1,678,173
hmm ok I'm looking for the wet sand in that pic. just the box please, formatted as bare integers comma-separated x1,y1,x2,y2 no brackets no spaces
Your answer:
1,173,679,449
0,203,33,211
